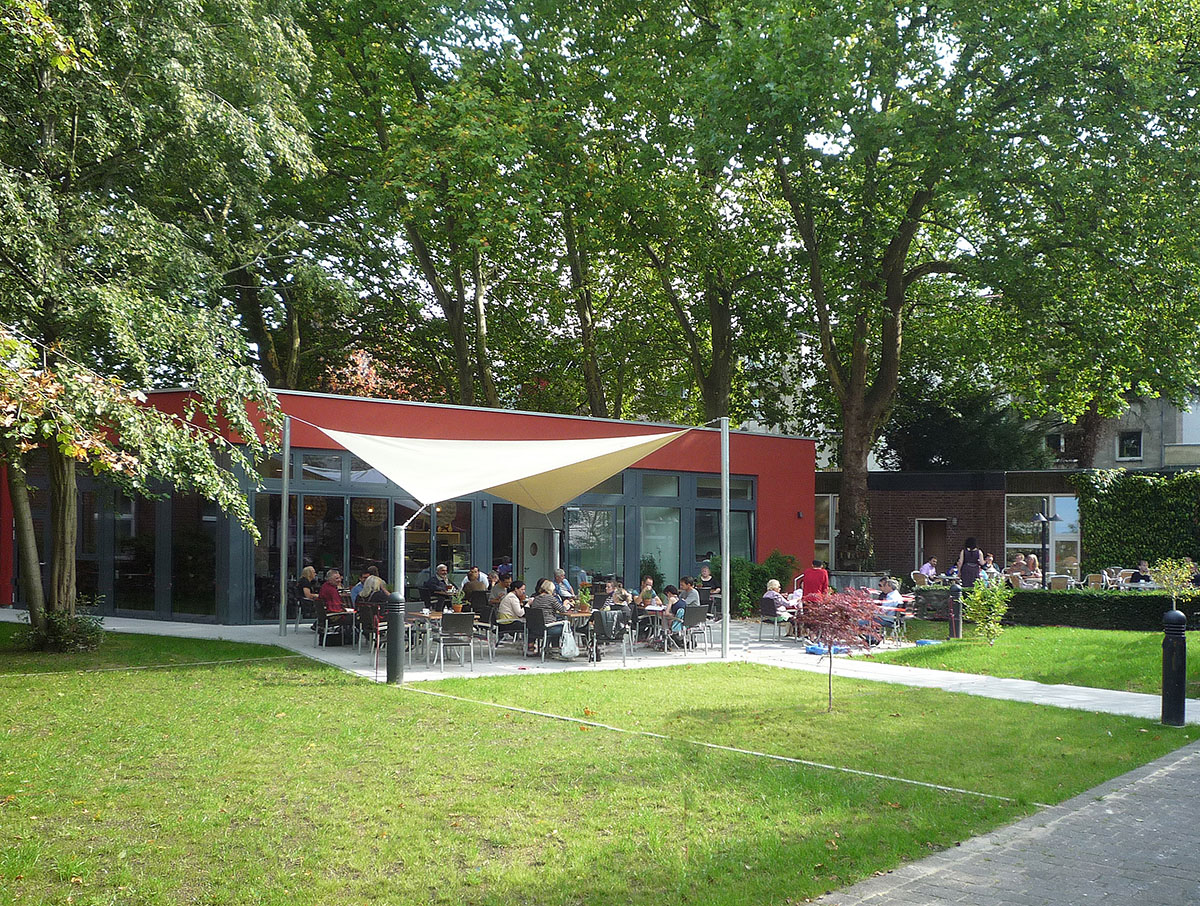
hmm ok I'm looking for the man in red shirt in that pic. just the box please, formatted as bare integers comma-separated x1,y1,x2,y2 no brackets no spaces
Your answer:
319,569,346,612
800,559,830,599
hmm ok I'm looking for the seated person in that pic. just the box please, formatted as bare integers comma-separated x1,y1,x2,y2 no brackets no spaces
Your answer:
525,579,570,652
488,573,511,604
1024,554,1043,582
349,570,369,604
496,580,527,623
552,568,576,602
1006,554,1028,576
637,576,661,610
423,563,456,609
919,557,938,577
983,553,1002,580
677,576,700,611
1128,559,1153,584
697,563,721,597
1189,559,1200,589
461,566,488,594
760,578,795,633
596,578,618,609
359,565,389,601
317,569,350,638
873,577,904,631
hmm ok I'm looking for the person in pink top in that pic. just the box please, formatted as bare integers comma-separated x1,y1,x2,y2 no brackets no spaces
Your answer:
800,559,830,598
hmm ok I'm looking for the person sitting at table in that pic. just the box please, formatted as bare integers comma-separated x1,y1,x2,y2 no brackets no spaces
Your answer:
526,579,570,653
552,568,575,602
595,578,617,608
919,556,938,578
359,565,389,601
800,559,830,599
349,570,369,605
697,563,720,597
1188,559,1200,589
761,578,797,635
873,577,904,633
488,573,511,604
461,566,488,594
637,575,661,609
983,553,1001,581
423,563,456,610
1128,559,1153,584
497,580,527,623
1024,554,1042,583
677,576,700,610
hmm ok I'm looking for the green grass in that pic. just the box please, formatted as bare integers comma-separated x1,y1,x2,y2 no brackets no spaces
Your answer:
0,630,1192,906
872,622,1200,695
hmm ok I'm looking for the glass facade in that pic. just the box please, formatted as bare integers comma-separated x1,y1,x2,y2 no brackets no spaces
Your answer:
640,506,681,582
694,510,752,565
1004,494,1079,578
172,494,217,615
566,506,624,585
114,493,156,611
813,495,836,568
253,493,296,621
349,497,388,579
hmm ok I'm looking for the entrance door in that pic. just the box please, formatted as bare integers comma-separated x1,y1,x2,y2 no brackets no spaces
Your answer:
521,528,554,588
915,519,948,572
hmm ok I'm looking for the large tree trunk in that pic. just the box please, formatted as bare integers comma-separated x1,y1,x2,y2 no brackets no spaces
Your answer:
562,208,607,417
47,447,77,615
471,257,500,408
7,459,46,631
1074,398,1104,468
837,406,876,571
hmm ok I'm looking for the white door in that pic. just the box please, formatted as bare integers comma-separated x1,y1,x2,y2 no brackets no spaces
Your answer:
521,528,554,589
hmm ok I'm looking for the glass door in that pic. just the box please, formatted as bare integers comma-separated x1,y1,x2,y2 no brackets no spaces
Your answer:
565,506,624,587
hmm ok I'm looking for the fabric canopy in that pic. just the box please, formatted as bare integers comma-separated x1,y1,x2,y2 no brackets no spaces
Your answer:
315,426,688,513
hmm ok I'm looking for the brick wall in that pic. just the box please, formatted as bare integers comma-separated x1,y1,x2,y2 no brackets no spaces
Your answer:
868,489,1007,577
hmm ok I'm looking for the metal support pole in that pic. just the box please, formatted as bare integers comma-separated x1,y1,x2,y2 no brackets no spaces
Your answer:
948,582,963,639
552,528,562,574
720,416,730,659
1162,609,1187,727
278,416,291,636
388,524,407,684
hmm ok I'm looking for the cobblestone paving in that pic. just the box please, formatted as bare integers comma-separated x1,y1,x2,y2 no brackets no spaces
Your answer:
814,738,1200,906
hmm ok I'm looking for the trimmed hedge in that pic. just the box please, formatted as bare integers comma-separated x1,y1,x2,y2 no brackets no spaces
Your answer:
1006,589,1192,631
915,587,1193,630
1073,469,1200,577
710,549,800,617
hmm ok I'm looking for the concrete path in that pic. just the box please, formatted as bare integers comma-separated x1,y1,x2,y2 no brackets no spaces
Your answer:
815,737,1200,906
2,608,1195,724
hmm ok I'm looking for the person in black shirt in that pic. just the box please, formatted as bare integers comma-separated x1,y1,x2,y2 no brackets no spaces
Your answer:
1127,559,1153,584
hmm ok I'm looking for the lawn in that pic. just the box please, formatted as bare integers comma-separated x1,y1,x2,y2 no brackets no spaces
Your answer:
872,621,1200,695
1,628,1192,906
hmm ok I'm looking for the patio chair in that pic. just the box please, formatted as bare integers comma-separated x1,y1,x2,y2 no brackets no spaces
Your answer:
355,601,379,653
680,605,710,654
911,571,929,587
466,589,489,613
1084,573,1104,589
316,603,352,648
523,606,553,662
472,603,496,662
758,595,789,640
886,607,909,644
434,612,477,672
589,609,631,666
1048,575,1072,591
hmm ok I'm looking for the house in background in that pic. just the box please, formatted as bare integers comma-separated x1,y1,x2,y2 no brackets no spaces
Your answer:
1045,397,1200,470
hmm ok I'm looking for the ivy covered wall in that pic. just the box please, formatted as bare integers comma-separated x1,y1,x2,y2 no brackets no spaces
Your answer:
1072,469,1200,575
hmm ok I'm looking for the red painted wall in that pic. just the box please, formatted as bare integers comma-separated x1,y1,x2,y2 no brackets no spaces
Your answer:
148,390,817,565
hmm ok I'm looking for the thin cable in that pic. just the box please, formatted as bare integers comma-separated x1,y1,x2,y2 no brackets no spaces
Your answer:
402,686,1046,807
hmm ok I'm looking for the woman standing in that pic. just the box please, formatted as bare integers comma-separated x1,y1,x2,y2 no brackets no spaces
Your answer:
956,537,985,586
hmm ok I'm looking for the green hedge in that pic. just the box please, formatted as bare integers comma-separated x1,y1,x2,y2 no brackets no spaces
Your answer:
1073,469,1200,576
710,549,799,617
915,586,1193,630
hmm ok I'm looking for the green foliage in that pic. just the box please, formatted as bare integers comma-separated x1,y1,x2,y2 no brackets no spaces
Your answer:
961,581,1013,646
1072,470,1200,575
15,598,104,651
1149,558,1200,612
710,550,799,616
638,555,665,596
1005,590,1189,632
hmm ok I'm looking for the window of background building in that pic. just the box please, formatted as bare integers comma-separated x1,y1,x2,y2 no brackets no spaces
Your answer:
1004,494,1079,578
301,452,343,481
813,495,836,567
1117,431,1143,461
586,473,624,495
491,502,514,575
696,477,753,499
349,497,389,580
566,506,624,585
693,510,752,565
642,473,679,497
302,495,344,571
640,506,681,584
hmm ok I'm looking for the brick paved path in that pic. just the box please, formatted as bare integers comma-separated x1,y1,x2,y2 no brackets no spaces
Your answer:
814,738,1200,906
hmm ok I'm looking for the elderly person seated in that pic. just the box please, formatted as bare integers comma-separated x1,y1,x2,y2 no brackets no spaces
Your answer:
874,578,904,631
552,568,576,602
525,579,570,653
423,563,456,610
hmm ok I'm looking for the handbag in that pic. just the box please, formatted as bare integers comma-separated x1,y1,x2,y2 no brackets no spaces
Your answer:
559,624,580,658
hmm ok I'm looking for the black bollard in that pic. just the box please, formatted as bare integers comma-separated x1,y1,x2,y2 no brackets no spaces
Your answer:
948,583,963,639
387,591,404,685
1162,609,1187,727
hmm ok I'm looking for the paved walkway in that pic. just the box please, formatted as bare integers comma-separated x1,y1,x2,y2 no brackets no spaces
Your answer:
815,737,1200,906
2,608,1195,724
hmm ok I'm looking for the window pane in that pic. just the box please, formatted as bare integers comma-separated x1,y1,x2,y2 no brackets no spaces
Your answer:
813,541,831,567
1005,496,1045,546
114,494,156,611
77,490,101,603
1054,540,1081,579
1052,496,1080,536
567,507,618,584
642,474,678,497
491,502,514,575
301,453,342,481
696,477,753,499
1118,431,1142,459
349,497,389,580
349,455,387,484
640,506,680,585
258,454,283,480
172,494,216,615
395,503,431,598
253,493,296,621
302,495,344,572
814,495,831,542
586,473,623,495
694,510,720,565
436,499,473,574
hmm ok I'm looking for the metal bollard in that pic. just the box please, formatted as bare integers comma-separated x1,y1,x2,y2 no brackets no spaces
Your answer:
1162,609,1187,727
387,592,404,685
948,583,963,639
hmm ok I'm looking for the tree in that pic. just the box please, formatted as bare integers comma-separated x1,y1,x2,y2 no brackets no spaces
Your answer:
796,589,880,710
960,580,1012,647
706,0,1200,568
0,0,304,627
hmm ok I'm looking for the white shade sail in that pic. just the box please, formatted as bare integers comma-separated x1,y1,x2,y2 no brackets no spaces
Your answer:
315,426,688,513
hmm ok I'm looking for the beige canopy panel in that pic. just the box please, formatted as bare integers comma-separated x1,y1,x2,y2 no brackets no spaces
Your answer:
315,426,689,513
